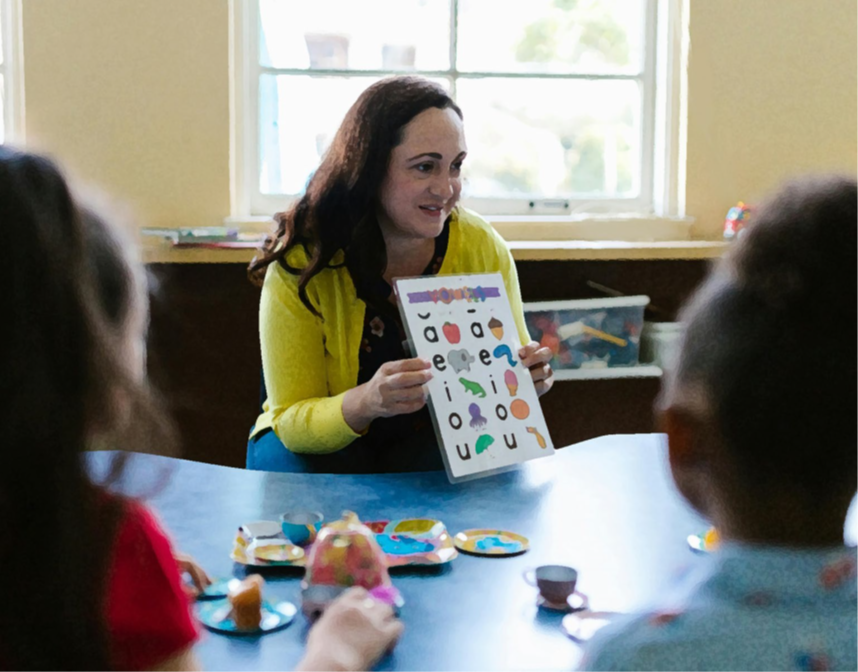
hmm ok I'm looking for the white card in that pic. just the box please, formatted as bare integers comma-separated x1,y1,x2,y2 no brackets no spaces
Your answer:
395,272,555,483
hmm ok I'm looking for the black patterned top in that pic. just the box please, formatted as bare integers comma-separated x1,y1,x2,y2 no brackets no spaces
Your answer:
348,220,451,472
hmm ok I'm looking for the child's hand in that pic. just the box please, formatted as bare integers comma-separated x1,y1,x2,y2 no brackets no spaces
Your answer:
297,588,404,671
175,553,212,598
519,341,554,397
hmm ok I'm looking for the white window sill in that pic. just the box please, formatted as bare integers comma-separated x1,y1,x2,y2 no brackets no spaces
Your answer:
141,214,727,264
222,213,696,242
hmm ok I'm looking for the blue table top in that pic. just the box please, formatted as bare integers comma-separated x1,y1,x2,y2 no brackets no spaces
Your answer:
85,435,858,671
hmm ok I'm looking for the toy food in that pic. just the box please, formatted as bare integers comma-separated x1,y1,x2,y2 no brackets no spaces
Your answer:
228,575,264,630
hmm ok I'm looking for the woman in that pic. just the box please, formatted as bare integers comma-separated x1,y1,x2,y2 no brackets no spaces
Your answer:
0,147,401,670
248,76,554,473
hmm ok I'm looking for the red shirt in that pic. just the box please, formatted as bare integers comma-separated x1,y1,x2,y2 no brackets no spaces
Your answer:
105,502,199,670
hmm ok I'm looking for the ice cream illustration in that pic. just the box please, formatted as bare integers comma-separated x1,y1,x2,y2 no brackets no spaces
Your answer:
504,370,518,397
488,317,504,340
526,427,547,448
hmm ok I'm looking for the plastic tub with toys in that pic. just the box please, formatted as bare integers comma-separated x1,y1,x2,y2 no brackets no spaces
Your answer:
523,296,649,371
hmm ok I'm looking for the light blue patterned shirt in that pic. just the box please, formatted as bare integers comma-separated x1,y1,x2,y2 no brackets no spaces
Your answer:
581,543,857,671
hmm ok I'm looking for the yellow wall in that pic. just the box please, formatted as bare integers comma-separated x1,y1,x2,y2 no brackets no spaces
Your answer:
18,0,858,237
685,0,857,237
22,0,230,228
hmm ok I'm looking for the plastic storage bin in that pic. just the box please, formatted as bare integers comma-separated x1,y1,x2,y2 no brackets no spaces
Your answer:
640,321,684,370
523,296,649,372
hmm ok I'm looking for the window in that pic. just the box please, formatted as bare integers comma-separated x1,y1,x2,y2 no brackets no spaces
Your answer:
237,0,675,218
0,0,23,144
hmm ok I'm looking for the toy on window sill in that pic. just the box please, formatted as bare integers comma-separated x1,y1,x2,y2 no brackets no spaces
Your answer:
723,201,754,240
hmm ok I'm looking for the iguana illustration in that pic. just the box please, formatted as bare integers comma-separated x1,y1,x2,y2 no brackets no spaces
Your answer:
458,377,487,398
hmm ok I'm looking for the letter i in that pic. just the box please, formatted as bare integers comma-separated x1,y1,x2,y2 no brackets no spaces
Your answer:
489,375,498,395
444,381,452,403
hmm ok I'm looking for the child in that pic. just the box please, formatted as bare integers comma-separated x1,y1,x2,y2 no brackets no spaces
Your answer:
581,176,857,671
0,147,401,670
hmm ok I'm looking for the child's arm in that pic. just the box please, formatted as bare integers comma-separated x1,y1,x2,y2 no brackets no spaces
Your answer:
150,648,202,671
296,588,403,671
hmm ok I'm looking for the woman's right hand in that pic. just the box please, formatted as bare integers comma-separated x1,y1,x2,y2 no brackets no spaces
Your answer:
343,358,432,432
296,588,404,672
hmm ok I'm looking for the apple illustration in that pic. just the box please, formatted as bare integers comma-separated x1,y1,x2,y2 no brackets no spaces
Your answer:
442,322,461,344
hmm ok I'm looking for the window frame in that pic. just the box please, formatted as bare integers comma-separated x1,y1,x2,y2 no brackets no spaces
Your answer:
0,0,24,144
232,0,683,221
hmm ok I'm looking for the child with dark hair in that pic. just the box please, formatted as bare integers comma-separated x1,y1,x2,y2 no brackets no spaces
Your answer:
0,147,401,670
581,176,857,671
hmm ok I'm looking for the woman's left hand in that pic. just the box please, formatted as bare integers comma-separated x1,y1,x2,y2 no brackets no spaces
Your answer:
519,341,554,397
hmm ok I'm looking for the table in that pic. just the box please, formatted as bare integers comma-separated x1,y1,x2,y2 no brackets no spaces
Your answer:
87,434,858,671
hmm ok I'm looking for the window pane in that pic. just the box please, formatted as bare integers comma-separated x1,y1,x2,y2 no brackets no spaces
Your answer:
260,75,451,195
456,78,641,199
259,75,376,194
0,75,5,144
457,0,646,75
259,0,450,71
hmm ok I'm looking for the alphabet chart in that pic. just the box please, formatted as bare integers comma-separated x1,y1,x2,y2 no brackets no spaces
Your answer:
395,272,555,483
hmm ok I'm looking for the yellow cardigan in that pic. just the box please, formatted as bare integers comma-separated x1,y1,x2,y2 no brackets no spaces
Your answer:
252,207,531,453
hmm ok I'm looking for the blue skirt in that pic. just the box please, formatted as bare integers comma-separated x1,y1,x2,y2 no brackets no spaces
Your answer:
246,425,445,474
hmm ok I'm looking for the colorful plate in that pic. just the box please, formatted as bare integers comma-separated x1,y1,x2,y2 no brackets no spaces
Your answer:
369,519,459,566
536,591,589,612
198,578,241,601
561,611,620,642
687,527,719,554
250,539,304,563
232,518,458,568
198,599,298,636
231,534,306,567
453,529,530,556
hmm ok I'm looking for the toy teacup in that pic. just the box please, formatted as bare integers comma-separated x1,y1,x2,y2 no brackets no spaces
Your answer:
280,511,324,546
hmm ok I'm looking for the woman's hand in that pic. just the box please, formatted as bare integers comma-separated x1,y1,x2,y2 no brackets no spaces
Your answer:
343,358,433,432
175,553,212,598
297,588,404,672
519,341,554,397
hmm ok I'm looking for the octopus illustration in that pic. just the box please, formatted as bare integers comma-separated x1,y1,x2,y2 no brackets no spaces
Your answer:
468,403,488,430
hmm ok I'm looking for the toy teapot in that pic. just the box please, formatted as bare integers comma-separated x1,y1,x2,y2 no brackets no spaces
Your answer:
300,511,403,617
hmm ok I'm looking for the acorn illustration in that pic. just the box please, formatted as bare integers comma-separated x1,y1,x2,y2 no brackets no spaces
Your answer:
488,317,503,340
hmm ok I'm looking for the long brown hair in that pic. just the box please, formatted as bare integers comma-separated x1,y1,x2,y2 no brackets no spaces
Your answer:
248,76,462,316
0,148,176,669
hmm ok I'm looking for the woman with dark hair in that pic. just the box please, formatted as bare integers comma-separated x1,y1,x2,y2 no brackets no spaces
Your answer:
247,75,555,473
0,147,401,670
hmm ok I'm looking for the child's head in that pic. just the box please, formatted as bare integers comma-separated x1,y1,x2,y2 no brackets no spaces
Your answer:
0,147,171,667
658,176,857,546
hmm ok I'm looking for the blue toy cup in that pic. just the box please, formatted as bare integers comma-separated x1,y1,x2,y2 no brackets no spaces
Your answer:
280,511,324,546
